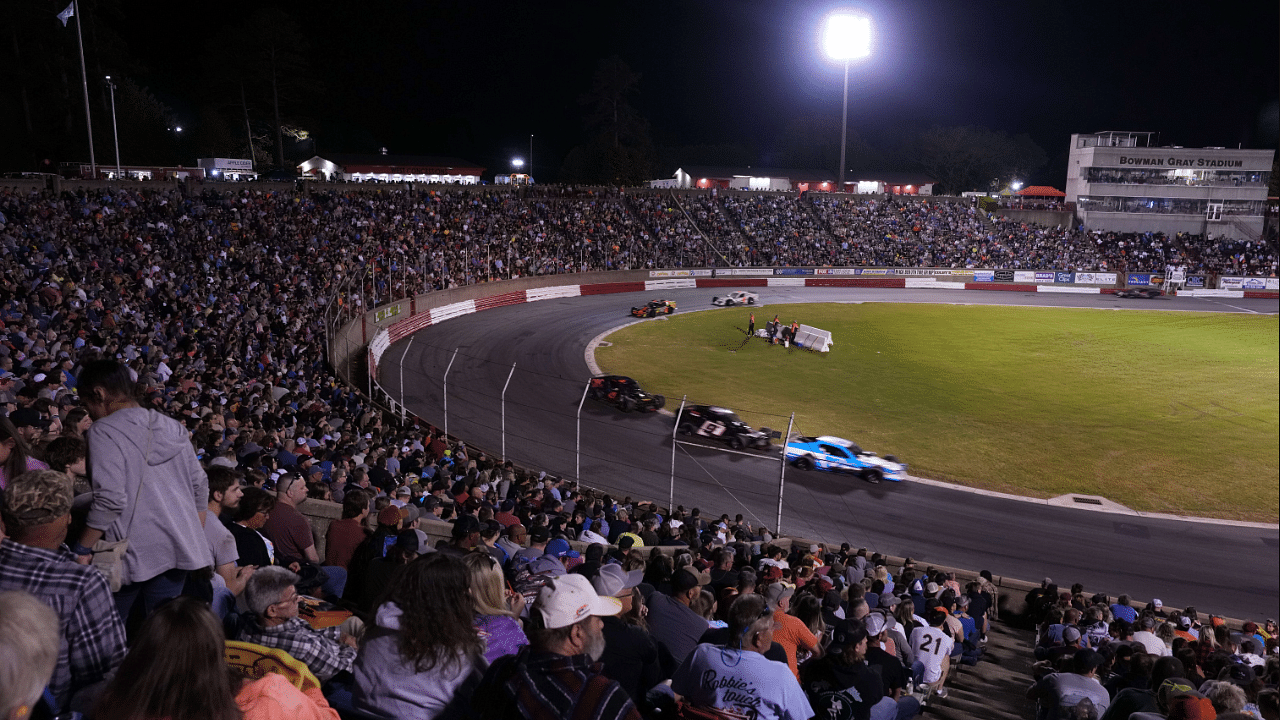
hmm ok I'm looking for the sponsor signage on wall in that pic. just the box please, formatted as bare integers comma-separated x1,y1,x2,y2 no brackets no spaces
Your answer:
1219,277,1278,290
1034,272,1056,282
893,269,960,276
973,271,995,282
994,270,1014,282
1014,271,1037,283
774,268,813,275
715,268,775,276
1073,272,1117,284
1128,274,1152,286
858,269,890,276
1185,276,1205,288
813,268,860,275
375,304,403,323
1055,272,1075,284
1118,155,1246,168
649,269,712,277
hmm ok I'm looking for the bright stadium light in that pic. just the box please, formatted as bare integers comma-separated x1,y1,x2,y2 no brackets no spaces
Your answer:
822,13,872,61
822,11,872,192
511,157,524,169
1011,180,1023,190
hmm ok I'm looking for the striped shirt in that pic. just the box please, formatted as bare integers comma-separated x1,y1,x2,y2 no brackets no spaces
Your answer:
0,538,127,710
477,647,641,720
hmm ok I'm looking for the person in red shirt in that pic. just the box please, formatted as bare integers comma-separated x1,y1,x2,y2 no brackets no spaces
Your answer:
324,489,369,570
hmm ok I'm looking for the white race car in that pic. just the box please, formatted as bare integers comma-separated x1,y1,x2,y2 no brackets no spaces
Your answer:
711,290,759,307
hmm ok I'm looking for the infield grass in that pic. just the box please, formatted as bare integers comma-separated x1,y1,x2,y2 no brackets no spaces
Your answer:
595,303,1279,522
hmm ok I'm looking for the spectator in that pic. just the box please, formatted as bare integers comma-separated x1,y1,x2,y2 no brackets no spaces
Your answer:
1026,648,1111,720
95,595,337,720
324,489,369,571
864,612,921,719
463,551,528,663
226,487,277,568
647,566,714,666
261,471,346,599
476,573,640,720
0,590,61,720
352,553,485,719
766,581,824,680
349,528,427,613
43,434,89,497
909,609,954,699
673,592,813,720
0,415,49,491
239,566,358,684
203,466,254,618
72,360,208,625
0,469,126,713
592,562,672,702
1111,595,1138,624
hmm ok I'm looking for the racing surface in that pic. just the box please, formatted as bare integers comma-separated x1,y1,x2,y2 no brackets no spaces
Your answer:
383,286,1280,619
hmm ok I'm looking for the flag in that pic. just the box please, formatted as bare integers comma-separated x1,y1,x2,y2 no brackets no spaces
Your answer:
57,2,74,26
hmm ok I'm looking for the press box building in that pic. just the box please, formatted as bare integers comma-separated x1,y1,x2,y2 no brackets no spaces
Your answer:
1065,131,1273,240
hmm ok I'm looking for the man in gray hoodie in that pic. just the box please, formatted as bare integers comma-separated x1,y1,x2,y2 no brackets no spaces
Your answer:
71,360,209,627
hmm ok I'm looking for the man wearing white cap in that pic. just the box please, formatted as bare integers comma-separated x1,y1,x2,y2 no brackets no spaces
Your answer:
594,564,672,703
476,573,641,720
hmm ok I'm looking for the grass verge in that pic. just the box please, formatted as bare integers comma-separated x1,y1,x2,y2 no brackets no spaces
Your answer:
594,303,1279,522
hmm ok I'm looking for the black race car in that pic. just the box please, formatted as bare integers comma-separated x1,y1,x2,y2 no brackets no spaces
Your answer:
675,404,773,450
1113,288,1163,299
588,375,666,412
630,299,677,318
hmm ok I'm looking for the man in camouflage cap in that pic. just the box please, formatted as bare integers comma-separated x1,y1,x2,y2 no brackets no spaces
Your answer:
0,470,126,712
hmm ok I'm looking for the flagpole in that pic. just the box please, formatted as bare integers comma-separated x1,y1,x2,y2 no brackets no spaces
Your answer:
73,0,96,178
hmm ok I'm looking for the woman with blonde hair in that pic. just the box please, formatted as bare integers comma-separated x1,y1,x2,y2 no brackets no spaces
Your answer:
462,551,528,663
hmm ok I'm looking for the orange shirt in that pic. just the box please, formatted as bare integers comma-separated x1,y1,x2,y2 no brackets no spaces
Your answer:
236,673,339,720
773,610,820,679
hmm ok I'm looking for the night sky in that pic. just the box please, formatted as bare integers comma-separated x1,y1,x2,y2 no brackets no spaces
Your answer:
80,0,1280,184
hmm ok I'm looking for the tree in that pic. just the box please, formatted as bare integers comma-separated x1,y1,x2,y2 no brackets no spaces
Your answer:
561,56,656,185
911,126,1048,195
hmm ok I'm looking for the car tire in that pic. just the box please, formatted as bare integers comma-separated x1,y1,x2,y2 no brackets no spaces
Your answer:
620,397,636,413
729,436,744,450
678,422,695,436
863,469,883,484
795,456,814,471
725,299,734,306
748,297,755,305
884,455,899,463
653,394,665,409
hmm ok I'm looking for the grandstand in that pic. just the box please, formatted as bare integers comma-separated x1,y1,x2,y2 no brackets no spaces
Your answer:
0,178,1275,720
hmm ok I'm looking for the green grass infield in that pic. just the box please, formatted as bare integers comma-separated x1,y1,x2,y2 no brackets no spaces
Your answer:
595,303,1279,522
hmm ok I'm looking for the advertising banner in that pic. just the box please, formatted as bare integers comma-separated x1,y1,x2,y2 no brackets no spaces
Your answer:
994,270,1015,282
375,304,403,323
773,268,813,276
1185,276,1205,288
1014,271,1038,283
893,269,959,276
857,269,890,276
1054,272,1075,284
813,268,860,275
715,268,775,276
1034,272,1056,282
973,271,995,282
1073,272,1117,285
649,269,712,277
1127,274,1152,286
1219,277,1279,290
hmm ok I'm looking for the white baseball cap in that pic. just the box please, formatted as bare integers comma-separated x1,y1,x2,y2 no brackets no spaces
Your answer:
535,574,622,629
591,563,643,598
865,612,888,637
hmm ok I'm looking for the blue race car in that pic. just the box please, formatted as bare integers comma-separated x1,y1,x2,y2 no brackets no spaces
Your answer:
783,435,907,483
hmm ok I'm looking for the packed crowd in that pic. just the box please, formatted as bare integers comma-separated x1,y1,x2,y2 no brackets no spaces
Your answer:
0,180,1277,720
1023,579,1279,719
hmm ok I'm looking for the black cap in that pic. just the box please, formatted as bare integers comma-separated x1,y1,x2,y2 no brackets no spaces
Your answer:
529,526,550,543
452,514,481,538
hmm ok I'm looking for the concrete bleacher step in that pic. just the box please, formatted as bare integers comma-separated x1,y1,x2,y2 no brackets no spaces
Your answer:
923,620,1037,720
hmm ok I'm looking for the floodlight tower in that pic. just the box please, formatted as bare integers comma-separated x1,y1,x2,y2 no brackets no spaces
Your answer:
822,12,872,191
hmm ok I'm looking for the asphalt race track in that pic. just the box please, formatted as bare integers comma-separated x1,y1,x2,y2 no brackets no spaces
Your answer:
382,286,1280,619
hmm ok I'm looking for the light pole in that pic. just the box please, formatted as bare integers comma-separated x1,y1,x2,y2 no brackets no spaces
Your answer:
105,76,121,181
822,12,872,192
529,134,534,181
